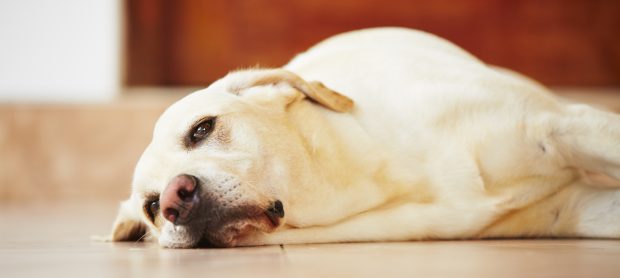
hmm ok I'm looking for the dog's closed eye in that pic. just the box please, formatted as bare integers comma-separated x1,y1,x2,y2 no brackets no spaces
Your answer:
187,117,216,147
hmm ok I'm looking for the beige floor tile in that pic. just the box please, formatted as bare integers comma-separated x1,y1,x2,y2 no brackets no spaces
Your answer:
2,201,620,277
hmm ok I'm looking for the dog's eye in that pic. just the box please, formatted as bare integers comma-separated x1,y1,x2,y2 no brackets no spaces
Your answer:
145,199,159,221
189,118,216,144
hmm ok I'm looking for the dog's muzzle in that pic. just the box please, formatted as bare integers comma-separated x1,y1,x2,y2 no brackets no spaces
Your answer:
159,174,285,247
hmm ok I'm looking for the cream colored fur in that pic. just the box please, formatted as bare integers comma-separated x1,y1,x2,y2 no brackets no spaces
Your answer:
109,27,620,248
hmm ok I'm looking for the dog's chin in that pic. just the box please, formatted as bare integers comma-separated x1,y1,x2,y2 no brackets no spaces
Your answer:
158,224,203,248
159,213,279,248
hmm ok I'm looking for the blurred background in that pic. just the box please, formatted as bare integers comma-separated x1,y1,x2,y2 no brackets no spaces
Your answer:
127,0,620,87
1,0,619,204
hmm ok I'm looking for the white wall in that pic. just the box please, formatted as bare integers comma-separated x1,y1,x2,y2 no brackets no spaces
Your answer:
0,0,122,102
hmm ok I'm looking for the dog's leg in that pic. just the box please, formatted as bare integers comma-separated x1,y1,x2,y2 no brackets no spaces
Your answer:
478,104,620,238
238,202,501,246
556,104,620,181
242,182,620,245
480,182,620,238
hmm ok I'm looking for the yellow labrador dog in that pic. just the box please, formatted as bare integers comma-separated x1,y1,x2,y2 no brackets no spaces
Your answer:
109,27,620,248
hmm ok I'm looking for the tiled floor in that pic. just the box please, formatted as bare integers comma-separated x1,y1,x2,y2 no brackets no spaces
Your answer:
2,201,620,277
3,89,620,277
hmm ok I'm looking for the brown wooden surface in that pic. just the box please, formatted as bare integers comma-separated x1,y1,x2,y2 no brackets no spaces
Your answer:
126,0,620,87
2,201,620,277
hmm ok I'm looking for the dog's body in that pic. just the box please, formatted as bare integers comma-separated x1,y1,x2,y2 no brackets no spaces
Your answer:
110,27,620,248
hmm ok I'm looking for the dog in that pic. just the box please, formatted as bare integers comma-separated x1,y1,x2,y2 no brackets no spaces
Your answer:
108,27,620,248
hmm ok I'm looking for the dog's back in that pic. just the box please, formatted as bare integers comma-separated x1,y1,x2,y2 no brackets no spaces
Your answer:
286,27,569,193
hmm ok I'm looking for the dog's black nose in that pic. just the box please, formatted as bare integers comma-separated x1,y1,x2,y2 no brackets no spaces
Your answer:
161,174,199,224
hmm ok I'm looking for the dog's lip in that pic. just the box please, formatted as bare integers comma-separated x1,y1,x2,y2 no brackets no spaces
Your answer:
196,208,281,247
264,211,281,227
264,200,284,227
200,221,261,247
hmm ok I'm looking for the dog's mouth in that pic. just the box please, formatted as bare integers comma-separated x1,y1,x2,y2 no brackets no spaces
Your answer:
198,212,281,247
165,201,284,248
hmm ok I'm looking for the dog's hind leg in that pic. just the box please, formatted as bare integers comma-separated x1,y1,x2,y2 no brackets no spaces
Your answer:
555,104,620,182
479,104,620,239
479,182,620,239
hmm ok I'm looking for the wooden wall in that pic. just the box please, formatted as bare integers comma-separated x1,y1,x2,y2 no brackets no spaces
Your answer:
126,0,620,87
0,93,184,202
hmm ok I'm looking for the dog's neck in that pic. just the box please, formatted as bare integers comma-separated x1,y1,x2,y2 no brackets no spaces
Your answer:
282,100,421,227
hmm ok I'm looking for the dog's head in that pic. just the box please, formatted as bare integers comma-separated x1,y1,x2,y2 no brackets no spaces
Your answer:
109,69,353,248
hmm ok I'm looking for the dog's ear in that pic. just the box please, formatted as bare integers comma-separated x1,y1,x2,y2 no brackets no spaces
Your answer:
228,68,354,113
109,199,147,242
